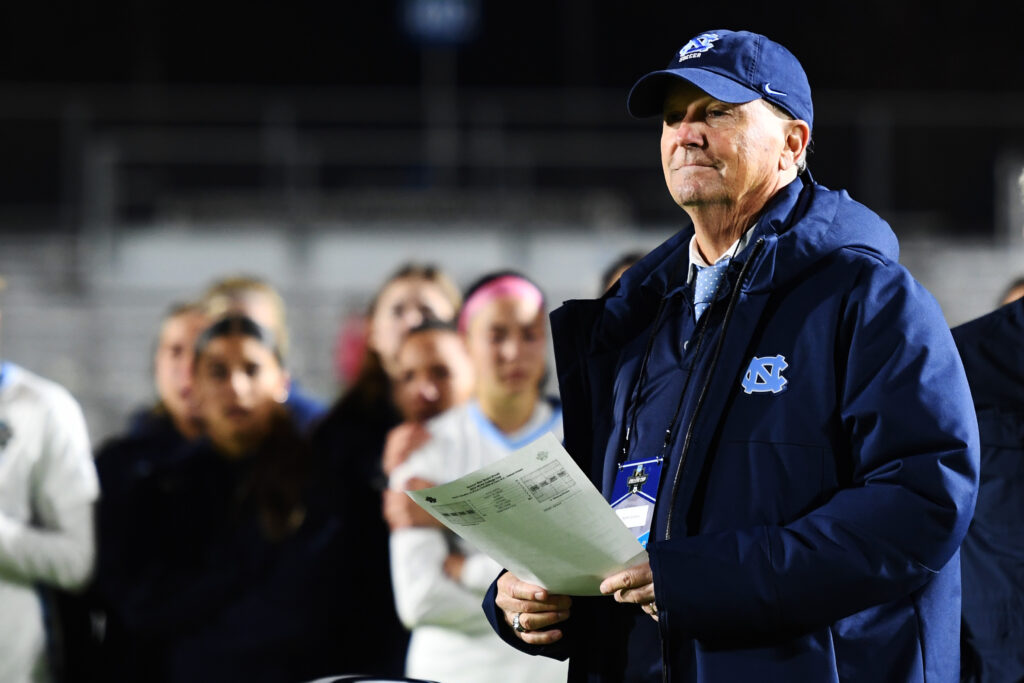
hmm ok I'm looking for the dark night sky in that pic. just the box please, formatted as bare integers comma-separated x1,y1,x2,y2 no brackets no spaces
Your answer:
1,1,1020,91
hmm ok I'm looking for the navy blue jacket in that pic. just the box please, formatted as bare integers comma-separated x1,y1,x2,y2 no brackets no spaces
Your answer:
485,177,980,682
100,436,358,683
952,299,1024,683
54,407,192,681
310,386,409,677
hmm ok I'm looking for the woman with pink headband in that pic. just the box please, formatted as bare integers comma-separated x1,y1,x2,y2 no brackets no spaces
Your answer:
385,270,568,683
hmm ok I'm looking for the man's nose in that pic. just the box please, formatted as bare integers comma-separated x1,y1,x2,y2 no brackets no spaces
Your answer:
675,120,704,147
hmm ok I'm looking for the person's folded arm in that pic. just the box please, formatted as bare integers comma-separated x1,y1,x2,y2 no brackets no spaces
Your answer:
390,527,495,635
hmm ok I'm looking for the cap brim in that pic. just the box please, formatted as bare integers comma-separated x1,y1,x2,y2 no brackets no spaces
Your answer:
627,69,762,118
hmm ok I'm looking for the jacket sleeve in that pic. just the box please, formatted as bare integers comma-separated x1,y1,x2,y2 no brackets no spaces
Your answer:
0,386,97,590
481,570,575,661
649,260,980,642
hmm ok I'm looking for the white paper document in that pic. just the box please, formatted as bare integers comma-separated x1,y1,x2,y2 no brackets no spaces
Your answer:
405,432,648,595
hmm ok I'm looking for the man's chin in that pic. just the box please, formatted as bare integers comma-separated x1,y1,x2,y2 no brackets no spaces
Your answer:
676,192,731,209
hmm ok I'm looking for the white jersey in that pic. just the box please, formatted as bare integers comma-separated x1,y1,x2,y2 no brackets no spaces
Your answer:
389,399,568,683
0,362,98,683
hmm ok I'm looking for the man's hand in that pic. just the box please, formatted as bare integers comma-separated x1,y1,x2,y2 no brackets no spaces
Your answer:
381,422,432,476
495,572,572,645
600,561,659,621
382,476,441,530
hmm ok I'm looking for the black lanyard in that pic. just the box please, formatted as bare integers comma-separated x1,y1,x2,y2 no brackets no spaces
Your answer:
618,264,722,469
617,231,754,470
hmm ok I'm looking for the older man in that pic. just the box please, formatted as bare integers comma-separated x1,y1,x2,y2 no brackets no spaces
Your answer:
484,29,979,682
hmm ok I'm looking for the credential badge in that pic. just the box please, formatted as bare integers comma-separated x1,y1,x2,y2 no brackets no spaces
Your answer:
741,355,789,395
678,33,720,62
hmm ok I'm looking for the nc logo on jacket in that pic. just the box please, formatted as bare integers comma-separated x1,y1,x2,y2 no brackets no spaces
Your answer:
678,33,719,62
742,355,788,395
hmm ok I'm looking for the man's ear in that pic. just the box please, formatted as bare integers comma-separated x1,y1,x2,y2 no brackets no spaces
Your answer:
780,120,810,171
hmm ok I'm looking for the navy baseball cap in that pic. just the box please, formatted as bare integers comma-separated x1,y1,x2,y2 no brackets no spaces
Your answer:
627,29,813,130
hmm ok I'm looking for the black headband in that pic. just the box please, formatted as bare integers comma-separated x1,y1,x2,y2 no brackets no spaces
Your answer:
194,314,283,365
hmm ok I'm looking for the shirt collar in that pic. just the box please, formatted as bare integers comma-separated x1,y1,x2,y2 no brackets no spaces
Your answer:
686,227,755,284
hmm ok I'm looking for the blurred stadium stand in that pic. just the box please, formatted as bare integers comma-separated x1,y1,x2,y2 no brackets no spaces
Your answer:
4,82,1024,232
1,78,1024,443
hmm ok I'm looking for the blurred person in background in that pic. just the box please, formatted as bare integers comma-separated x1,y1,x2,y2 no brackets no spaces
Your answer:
58,300,209,679
0,276,100,683
104,301,209,485
1000,170,1024,306
201,274,327,432
953,296,1024,683
142,301,209,440
385,270,568,683
97,314,353,682
600,250,646,295
381,319,475,478
953,174,1024,682
333,312,368,388
311,261,462,677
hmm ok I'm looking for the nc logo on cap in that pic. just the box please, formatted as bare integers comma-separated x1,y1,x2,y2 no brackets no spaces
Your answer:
678,33,719,62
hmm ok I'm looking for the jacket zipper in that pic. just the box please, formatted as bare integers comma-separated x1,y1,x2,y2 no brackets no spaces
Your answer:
659,237,765,682
664,237,765,541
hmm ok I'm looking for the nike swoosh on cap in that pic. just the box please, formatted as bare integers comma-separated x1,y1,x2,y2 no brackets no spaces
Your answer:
763,82,788,97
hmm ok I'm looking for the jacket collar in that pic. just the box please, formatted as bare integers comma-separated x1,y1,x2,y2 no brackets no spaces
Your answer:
591,177,809,351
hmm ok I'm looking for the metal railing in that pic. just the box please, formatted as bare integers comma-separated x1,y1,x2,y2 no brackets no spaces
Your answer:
2,83,1023,240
